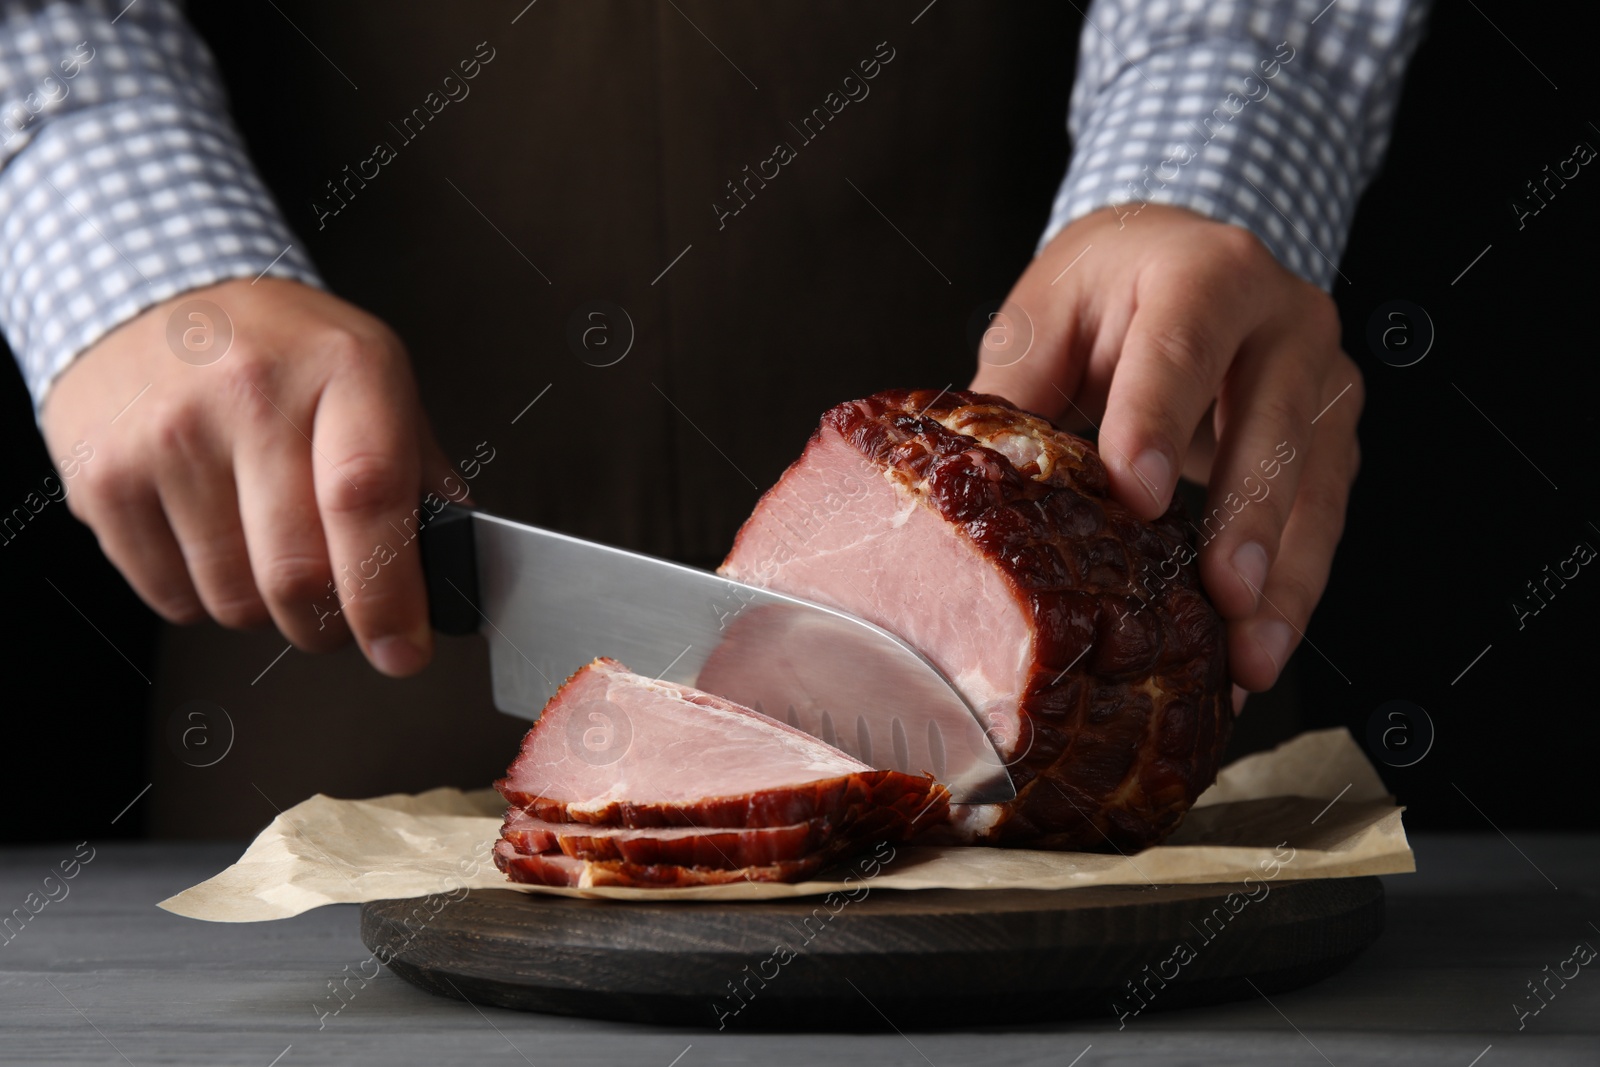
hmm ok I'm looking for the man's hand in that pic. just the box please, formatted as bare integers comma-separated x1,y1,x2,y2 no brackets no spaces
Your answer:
40,278,453,677
971,204,1362,700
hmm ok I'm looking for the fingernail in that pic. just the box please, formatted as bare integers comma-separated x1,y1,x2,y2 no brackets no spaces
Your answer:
1231,541,1269,606
369,634,428,676
1253,620,1292,676
1131,449,1171,507
1231,684,1249,716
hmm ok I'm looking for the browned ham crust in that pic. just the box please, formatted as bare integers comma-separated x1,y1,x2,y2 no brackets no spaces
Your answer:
720,389,1231,850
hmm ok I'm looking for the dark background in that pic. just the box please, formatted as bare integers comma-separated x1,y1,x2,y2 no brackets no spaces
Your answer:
2,0,1595,841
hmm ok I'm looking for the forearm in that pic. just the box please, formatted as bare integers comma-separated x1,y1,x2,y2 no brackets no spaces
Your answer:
0,0,320,411
1045,0,1432,289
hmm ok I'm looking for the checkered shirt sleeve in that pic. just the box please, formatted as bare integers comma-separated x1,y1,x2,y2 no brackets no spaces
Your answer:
0,0,322,411
1045,0,1432,289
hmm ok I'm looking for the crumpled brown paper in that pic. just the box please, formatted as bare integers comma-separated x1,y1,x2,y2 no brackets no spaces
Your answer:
159,727,1413,920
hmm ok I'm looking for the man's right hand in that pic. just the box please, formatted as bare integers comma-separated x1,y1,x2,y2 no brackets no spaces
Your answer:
40,278,453,677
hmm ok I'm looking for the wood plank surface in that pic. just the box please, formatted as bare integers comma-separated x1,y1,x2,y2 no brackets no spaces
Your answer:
0,835,1594,1065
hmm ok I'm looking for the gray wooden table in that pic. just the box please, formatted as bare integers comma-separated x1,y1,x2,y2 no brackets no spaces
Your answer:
1,834,1594,1066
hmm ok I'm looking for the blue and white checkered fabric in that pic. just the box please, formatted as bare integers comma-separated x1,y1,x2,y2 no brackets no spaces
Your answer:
0,1,1428,410
0,0,320,411
1042,0,1430,288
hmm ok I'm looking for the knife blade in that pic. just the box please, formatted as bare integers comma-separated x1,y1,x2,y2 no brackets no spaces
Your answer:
419,504,1014,803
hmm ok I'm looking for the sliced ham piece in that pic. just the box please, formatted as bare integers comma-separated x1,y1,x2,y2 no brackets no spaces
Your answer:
500,808,829,867
496,655,859,810
495,657,944,831
509,769,942,832
493,838,847,889
719,388,1232,850
492,658,948,886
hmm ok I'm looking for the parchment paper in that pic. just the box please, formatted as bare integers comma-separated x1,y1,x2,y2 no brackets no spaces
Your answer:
159,727,1413,921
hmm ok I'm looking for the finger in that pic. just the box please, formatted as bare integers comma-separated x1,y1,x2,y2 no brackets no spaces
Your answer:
967,247,1099,420
235,413,346,651
1228,362,1363,691
311,353,431,677
79,484,204,624
1097,266,1260,520
156,435,270,630
1194,321,1328,620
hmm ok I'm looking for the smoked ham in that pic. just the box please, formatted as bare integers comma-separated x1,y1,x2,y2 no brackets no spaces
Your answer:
490,388,1231,889
492,838,857,889
718,389,1232,851
500,808,830,866
492,658,947,888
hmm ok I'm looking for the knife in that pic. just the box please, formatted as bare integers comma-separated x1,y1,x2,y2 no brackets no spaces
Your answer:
418,503,1014,804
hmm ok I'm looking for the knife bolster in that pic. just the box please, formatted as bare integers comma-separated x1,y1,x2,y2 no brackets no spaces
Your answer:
420,503,481,636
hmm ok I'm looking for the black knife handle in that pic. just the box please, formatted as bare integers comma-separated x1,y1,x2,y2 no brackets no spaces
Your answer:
419,502,479,635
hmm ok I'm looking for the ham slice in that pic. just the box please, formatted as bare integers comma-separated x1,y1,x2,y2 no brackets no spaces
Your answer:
494,658,943,829
719,389,1232,850
492,658,948,887
500,808,829,867
493,838,847,889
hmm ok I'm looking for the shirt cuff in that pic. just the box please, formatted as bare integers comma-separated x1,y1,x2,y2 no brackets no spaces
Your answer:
0,98,323,411
1041,39,1361,290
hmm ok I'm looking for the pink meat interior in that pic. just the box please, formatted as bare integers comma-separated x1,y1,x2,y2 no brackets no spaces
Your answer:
720,425,1035,755
501,658,870,813
502,807,814,843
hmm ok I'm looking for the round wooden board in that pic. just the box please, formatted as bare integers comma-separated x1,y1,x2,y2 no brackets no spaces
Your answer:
360,877,1384,1029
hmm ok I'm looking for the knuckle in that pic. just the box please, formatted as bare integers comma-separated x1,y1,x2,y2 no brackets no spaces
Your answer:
180,533,261,615
73,457,133,511
179,526,245,571
219,345,274,393
205,590,271,630
219,353,285,417
150,400,210,458
257,554,333,606
316,325,394,375
152,591,206,626
340,584,417,639
317,328,366,368
318,453,409,516
1243,477,1296,533
1257,389,1312,440
1141,321,1218,398
1212,224,1270,271
220,350,312,434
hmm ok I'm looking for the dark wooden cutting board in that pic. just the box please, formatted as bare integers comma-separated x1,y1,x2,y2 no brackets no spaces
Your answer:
361,876,1383,1029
